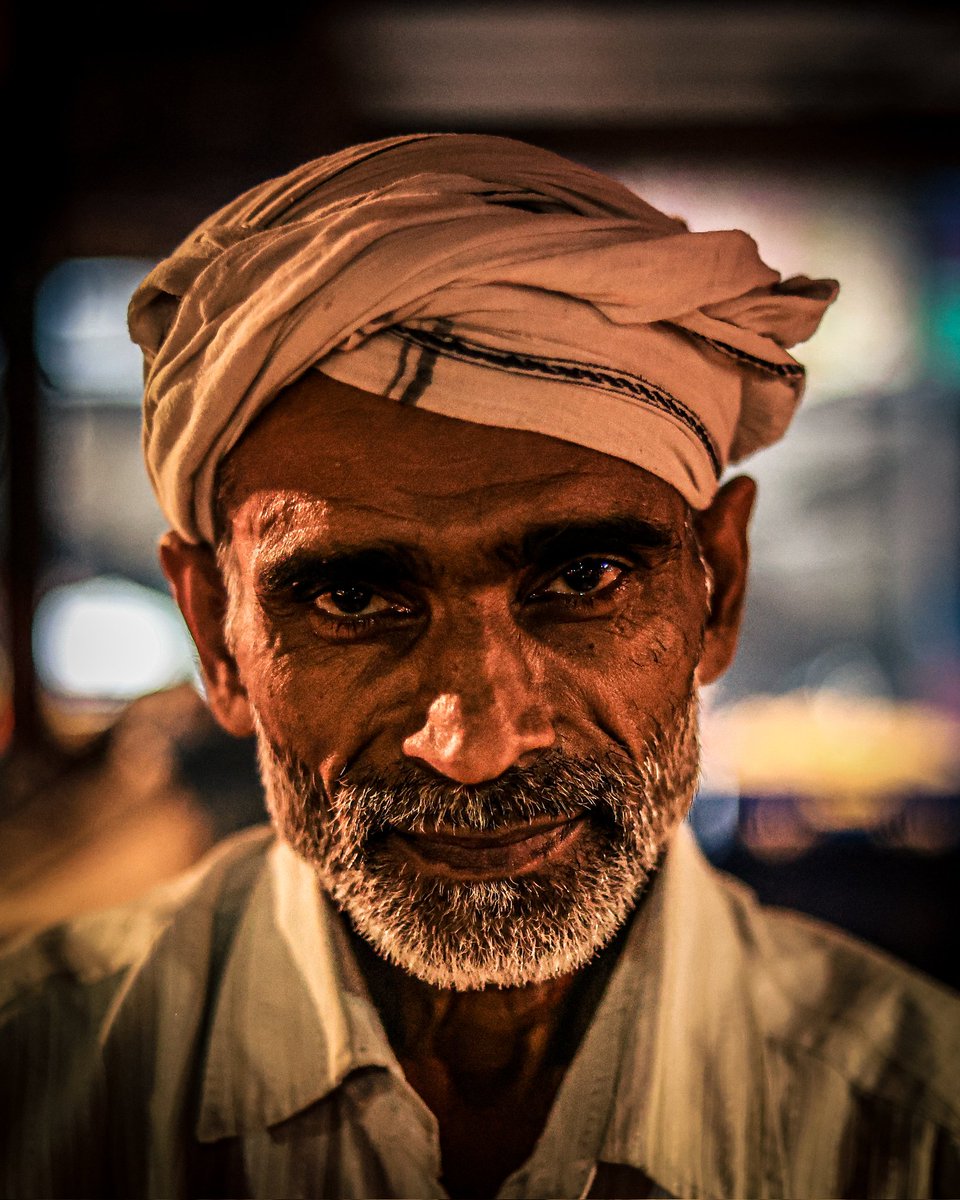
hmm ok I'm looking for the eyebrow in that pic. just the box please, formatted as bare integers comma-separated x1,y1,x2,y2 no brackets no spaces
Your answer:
501,515,681,570
255,544,431,598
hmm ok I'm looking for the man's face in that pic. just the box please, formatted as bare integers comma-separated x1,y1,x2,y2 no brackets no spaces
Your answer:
169,373,750,990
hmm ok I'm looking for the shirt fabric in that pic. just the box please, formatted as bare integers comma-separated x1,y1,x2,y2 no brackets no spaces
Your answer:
2,822,958,1199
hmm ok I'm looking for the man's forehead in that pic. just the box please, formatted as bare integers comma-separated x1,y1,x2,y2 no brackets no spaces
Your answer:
236,492,685,572
221,371,689,547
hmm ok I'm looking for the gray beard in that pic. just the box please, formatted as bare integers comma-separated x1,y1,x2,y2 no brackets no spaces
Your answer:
255,694,700,991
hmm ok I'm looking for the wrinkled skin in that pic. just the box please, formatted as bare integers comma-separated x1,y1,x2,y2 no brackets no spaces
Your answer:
162,372,755,1197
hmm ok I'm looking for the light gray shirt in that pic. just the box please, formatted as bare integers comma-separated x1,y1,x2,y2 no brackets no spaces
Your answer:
2,823,958,1198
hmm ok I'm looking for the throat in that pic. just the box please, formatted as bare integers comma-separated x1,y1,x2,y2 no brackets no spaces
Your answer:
347,916,632,1197
402,1046,565,1198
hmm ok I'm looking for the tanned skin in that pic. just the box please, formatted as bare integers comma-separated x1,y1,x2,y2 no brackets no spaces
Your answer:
161,374,754,1197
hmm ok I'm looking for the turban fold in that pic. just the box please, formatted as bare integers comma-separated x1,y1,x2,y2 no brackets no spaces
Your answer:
129,133,838,544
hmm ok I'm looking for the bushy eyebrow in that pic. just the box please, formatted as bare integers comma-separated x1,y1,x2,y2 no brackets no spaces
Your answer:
256,544,432,598
500,516,680,571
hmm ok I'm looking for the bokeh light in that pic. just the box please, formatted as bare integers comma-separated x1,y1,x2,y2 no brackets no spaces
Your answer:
33,577,196,702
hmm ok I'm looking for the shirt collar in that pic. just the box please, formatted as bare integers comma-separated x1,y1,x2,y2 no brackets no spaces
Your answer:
195,839,396,1142
593,824,789,1199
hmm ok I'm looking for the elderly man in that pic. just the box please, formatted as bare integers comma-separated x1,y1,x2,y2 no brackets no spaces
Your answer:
2,135,958,1199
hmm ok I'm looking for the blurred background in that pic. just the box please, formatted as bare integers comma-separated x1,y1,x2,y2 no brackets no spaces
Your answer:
2,2,958,985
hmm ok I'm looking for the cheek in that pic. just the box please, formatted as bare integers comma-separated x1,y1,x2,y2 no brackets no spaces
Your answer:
612,563,708,689
233,612,411,781
618,609,703,673
549,608,702,752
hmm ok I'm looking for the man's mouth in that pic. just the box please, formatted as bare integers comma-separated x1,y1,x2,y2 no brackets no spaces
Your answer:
388,814,589,879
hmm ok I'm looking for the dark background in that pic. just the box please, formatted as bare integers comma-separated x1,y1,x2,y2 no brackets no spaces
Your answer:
2,1,959,986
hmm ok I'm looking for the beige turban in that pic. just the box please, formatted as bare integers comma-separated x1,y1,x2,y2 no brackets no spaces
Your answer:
129,133,838,544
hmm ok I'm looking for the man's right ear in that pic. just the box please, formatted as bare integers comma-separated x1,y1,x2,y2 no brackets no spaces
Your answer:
158,532,255,738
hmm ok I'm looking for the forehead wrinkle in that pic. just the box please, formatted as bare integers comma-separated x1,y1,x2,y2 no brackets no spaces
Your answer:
390,467,589,503
239,495,334,582
233,464,688,584
241,493,435,584
244,493,332,539
235,469,598,554
241,491,419,543
240,490,455,560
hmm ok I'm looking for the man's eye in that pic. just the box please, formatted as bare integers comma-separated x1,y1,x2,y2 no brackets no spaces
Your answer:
314,585,394,618
537,558,625,598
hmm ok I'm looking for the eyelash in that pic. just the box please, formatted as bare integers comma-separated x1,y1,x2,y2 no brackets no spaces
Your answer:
309,591,415,635
526,558,630,607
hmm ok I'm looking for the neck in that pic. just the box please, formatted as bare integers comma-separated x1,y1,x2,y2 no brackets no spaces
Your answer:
349,917,629,1099
347,915,633,1198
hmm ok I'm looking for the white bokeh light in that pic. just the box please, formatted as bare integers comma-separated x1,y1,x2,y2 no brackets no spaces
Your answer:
614,168,921,404
34,258,156,401
34,577,196,701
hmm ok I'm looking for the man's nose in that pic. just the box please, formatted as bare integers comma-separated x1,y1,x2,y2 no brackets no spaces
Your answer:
402,610,555,783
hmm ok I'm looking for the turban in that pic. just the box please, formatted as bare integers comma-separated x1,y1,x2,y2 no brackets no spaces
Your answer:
129,133,838,544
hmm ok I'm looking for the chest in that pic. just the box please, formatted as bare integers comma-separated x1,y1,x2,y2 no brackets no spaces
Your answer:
408,1069,564,1199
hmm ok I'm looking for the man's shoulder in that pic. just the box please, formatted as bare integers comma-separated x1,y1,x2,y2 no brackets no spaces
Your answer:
707,856,960,1129
0,828,281,1195
0,824,276,1022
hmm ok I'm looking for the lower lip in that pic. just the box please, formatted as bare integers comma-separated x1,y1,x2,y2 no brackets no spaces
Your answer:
390,816,588,879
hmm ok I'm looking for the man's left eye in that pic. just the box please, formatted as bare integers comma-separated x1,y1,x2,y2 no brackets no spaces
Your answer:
535,558,626,598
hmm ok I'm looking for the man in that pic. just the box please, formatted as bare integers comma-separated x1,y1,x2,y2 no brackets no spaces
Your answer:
2,134,958,1199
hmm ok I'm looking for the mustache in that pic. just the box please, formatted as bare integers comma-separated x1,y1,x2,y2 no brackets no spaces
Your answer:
327,750,640,839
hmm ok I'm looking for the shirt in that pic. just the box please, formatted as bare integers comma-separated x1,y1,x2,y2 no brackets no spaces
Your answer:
2,822,958,1199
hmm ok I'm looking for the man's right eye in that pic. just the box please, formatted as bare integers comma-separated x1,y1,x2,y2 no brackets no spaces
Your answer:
314,585,395,619
303,583,422,641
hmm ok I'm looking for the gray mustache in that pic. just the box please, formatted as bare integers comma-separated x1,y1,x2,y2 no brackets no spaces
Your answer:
332,751,635,838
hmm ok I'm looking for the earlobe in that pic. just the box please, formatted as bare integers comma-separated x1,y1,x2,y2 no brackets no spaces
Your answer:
693,475,756,686
158,532,255,737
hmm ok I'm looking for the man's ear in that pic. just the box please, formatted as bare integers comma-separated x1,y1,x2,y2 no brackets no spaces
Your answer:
693,475,756,686
159,532,255,737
